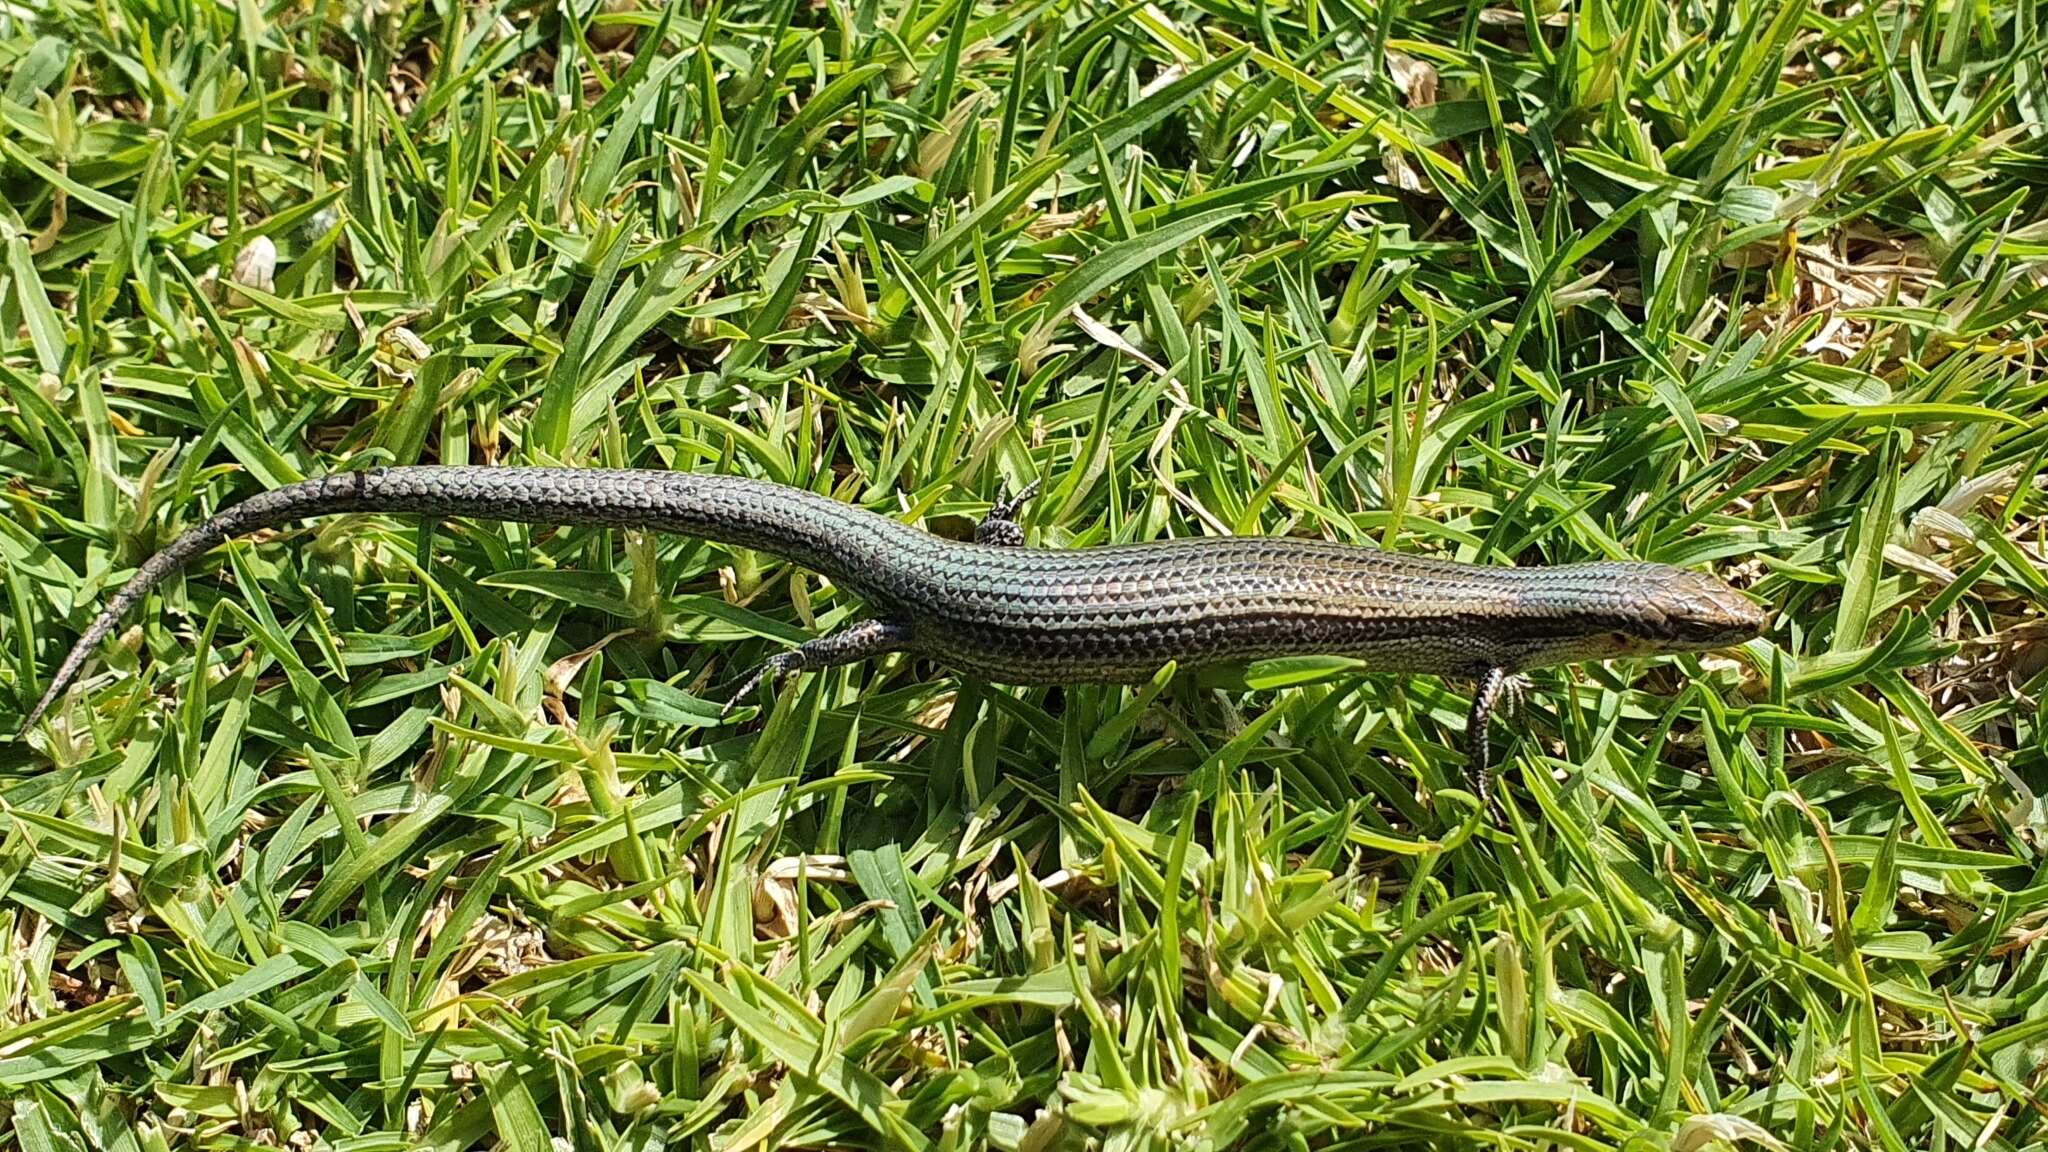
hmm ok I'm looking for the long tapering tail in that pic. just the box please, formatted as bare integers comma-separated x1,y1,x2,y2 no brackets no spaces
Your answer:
19,472,383,735
17,467,925,737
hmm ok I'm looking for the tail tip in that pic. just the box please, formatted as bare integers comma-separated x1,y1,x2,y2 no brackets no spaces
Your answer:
14,702,50,744
16,678,71,744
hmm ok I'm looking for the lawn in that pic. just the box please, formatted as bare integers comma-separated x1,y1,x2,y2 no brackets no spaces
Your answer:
1,0,2044,1148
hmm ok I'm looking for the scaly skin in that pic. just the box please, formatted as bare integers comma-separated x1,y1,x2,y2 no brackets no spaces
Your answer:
16,467,1767,802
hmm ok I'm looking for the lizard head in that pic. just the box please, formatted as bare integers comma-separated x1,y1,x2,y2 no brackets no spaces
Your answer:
1504,562,1766,671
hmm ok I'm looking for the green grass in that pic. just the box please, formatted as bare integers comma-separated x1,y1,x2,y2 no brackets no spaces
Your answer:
1,0,2045,1146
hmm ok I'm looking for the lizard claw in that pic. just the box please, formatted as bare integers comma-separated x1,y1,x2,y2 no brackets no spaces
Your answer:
976,478,1042,546
989,478,1042,521
1499,673,1531,718
720,652,800,719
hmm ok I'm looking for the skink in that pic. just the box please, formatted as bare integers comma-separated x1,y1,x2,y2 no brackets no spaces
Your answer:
16,466,1766,802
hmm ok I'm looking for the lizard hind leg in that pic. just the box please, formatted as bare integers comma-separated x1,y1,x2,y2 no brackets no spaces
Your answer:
1465,666,1512,811
722,619,918,717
